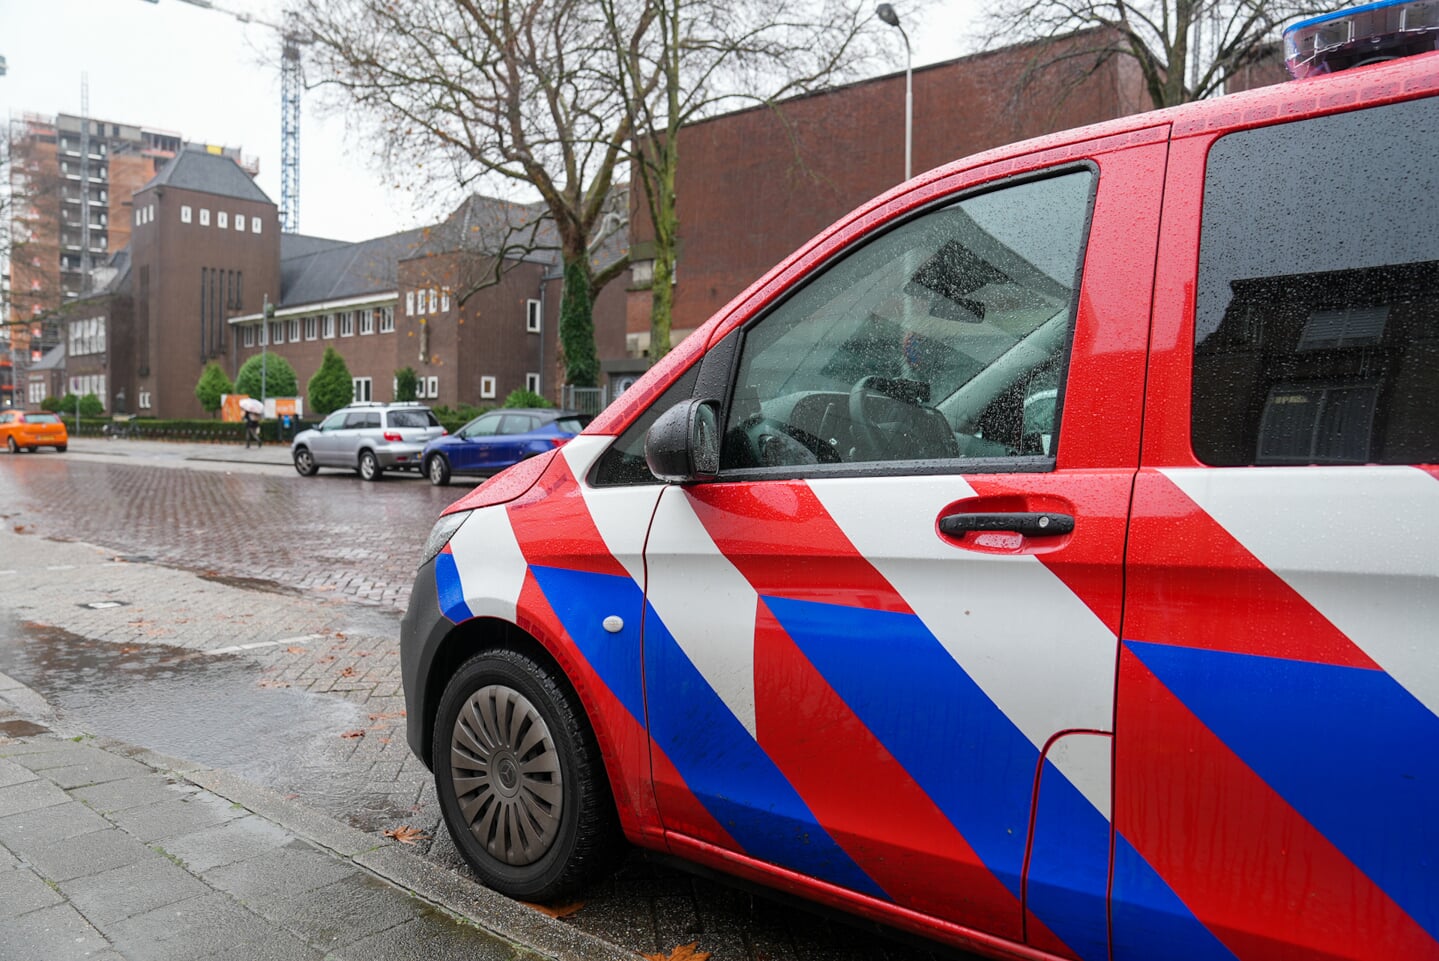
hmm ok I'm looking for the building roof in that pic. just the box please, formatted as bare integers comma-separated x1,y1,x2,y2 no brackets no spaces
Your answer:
280,234,352,260
143,146,272,204
279,227,429,307
30,343,65,372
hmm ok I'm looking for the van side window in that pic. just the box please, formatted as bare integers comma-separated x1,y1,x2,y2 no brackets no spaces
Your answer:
1193,97,1439,466
717,170,1094,473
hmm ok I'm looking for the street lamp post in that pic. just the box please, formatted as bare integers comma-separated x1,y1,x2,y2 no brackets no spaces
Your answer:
876,3,912,182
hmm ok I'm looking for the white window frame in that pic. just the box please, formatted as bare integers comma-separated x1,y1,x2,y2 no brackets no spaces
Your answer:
217,211,228,229
287,317,300,342
359,309,375,335
181,205,192,224
441,289,450,312
139,390,152,410
235,213,245,231
339,311,354,337
405,291,414,316
425,376,438,398
323,313,335,338
525,372,540,393
526,299,542,333
243,325,255,348
428,288,438,313
200,208,210,226
271,321,284,345
252,216,262,234
304,316,317,341
379,306,394,333
480,376,496,399
258,322,269,346
352,377,373,403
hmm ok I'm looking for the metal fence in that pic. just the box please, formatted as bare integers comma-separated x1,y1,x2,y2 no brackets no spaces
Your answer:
562,385,608,416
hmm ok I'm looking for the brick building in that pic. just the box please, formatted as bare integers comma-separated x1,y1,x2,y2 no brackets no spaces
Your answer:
227,194,626,413
624,29,1154,356
4,112,252,370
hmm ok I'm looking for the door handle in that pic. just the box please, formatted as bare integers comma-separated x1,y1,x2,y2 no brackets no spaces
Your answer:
939,511,1074,537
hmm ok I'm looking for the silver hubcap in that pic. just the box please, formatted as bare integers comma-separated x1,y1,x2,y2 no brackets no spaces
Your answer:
450,684,563,866
430,458,443,482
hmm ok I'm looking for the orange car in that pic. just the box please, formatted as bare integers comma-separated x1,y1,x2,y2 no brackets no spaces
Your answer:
0,410,68,453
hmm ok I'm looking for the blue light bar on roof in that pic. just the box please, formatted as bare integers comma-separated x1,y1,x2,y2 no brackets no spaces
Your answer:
1284,0,1439,77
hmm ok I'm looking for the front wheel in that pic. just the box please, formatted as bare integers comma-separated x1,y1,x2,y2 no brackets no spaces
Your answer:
55,445,67,453
426,454,451,486
433,650,622,901
293,447,319,477
358,450,382,482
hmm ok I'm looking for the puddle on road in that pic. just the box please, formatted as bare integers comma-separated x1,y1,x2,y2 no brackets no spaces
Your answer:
0,620,364,794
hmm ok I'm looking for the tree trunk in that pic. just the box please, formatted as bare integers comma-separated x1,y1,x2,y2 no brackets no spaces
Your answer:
559,256,599,388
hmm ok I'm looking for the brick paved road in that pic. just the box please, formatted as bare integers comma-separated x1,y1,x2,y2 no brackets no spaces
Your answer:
0,443,959,961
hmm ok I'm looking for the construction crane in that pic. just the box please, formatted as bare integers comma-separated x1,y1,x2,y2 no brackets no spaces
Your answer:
150,0,309,232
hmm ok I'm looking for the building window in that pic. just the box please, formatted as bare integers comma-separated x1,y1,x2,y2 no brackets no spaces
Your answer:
379,306,394,333
235,214,245,231
243,325,255,348
428,288,438,313
526,299,542,332
200,208,210,226
135,209,141,226
441,289,450,312
287,317,300,342
271,321,284,345
258,322,268,346
339,311,354,337
217,211,228,229
253,216,262,233
181,205,192,224
405,291,414,316
304,316,317,341
359,309,375,335
525,372,540,393
480,376,496,399
352,377,373,402
323,313,335,338
426,376,438,398
139,390,152,410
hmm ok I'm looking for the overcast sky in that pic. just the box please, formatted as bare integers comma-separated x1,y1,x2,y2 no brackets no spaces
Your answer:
1,0,982,243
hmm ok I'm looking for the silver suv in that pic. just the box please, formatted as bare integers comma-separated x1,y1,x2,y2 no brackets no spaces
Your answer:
291,403,445,481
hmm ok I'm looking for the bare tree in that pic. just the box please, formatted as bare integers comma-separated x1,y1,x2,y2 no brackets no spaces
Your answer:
601,0,881,361
985,0,1326,109
292,0,640,388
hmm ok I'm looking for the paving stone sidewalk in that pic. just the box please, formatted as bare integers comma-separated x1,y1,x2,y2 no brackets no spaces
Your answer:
0,671,635,961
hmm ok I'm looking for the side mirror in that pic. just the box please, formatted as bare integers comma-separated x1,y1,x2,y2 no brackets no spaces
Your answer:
645,399,720,483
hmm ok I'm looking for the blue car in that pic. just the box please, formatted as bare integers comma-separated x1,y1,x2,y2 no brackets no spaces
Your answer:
421,408,591,486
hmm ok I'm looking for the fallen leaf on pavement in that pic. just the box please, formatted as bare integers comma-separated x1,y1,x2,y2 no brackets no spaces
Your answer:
286,646,307,654
382,825,429,844
339,729,366,739
643,943,711,961
522,900,585,918
339,666,356,677
368,711,406,721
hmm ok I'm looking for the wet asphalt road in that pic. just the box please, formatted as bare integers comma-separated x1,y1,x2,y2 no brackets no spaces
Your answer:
0,440,960,961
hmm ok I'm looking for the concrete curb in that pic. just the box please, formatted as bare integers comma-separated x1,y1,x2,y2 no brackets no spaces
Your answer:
0,670,637,961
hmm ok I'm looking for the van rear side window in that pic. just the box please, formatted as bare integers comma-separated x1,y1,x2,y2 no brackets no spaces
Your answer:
1192,96,1439,466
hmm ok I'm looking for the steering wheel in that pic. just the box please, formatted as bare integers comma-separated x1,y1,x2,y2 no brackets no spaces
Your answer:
848,376,893,461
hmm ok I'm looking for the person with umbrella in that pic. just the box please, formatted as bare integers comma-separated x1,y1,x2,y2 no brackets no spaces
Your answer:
240,398,265,449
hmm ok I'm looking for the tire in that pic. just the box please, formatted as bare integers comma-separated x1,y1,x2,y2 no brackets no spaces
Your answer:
25,446,36,453
293,446,319,477
358,449,382,482
6,436,16,453
55,446,67,453
433,650,622,901
426,454,451,486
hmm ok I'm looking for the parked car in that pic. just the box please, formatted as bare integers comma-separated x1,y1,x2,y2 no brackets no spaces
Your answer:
291,403,444,481
401,15,1438,961
420,409,591,486
0,410,68,453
